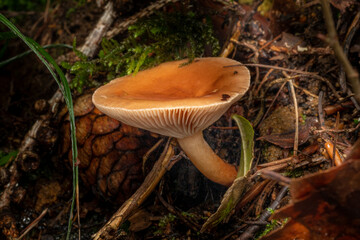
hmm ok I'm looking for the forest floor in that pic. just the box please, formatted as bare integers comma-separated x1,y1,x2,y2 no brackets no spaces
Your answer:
0,0,360,239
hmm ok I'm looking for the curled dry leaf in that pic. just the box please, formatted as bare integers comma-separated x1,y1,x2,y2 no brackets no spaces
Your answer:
257,118,318,149
261,140,360,240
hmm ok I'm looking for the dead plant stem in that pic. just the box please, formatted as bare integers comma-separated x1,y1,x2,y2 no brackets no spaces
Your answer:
288,79,299,156
93,140,175,240
320,0,360,102
237,186,288,240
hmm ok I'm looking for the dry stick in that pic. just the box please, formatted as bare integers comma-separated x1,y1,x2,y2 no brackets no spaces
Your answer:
318,91,325,129
260,169,291,186
221,224,247,240
221,20,241,57
255,80,287,127
253,76,293,127
44,0,50,23
157,193,201,232
81,2,115,56
106,0,181,39
340,12,360,92
225,63,316,75
343,13,360,110
287,77,299,156
320,0,360,103
257,157,293,168
142,138,164,173
0,1,116,236
315,123,360,133
235,180,271,212
248,33,282,59
231,39,260,84
236,186,288,240
292,82,319,99
254,181,277,216
221,0,261,58
255,68,274,96
225,63,342,99
93,140,175,240
16,208,48,240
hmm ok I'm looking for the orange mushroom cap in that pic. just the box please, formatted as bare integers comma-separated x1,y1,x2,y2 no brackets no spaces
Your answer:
92,57,250,139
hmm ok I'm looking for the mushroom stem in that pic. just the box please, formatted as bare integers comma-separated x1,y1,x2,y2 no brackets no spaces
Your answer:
177,131,237,186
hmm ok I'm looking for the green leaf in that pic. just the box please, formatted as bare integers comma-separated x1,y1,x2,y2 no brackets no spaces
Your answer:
0,150,18,166
201,176,249,232
200,115,254,232
232,114,254,177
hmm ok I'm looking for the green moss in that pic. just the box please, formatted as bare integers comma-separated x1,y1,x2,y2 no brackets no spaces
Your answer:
153,213,177,236
64,11,220,93
256,218,288,239
284,168,304,178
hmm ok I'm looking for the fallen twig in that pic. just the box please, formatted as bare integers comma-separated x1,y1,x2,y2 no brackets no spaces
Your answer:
286,75,299,155
314,123,360,133
235,180,271,212
227,62,342,99
106,0,181,39
255,181,277,216
260,170,291,186
16,208,48,240
318,91,326,129
320,0,360,102
157,193,201,232
236,186,288,240
92,139,175,240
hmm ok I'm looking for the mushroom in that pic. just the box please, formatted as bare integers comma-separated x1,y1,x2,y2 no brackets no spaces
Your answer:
92,57,250,186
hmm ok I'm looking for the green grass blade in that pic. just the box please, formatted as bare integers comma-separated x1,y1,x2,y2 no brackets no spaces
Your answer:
0,43,72,68
0,14,79,240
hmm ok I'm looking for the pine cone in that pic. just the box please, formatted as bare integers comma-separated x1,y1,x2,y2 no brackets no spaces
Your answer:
60,93,158,204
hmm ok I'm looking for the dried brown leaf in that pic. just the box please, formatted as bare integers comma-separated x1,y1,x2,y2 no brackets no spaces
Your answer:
257,118,316,148
261,140,360,240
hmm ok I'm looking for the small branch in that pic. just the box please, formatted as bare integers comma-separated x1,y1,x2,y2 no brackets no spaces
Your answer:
157,193,201,232
225,62,342,100
80,1,115,57
237,186,288,240
320,0,360,102
16,208,48,240
92,140,175,240
224,63,317,75
288,79,299,156
318,91,325,129
314,123,360,133
260,169,291,186
106,0,181,39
